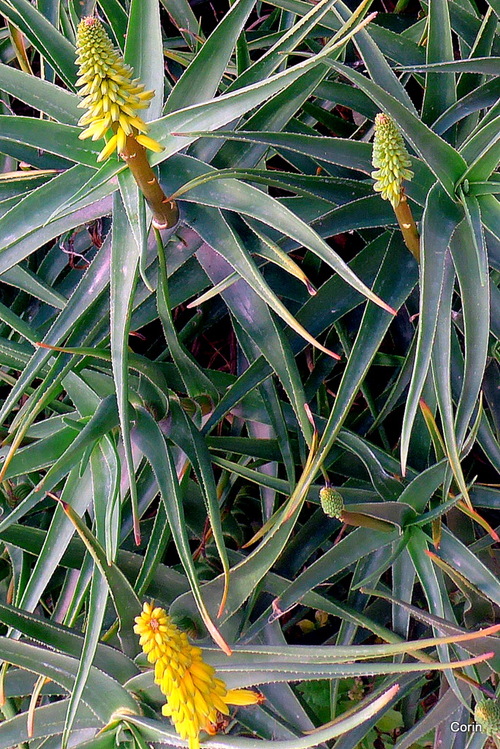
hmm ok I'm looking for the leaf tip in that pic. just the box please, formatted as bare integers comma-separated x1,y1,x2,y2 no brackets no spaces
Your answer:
306,280,317,296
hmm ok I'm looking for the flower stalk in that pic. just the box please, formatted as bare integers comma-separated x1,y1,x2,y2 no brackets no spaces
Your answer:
134,602,263,749
75,16,178,229
120,135,178,229
372,113,420,262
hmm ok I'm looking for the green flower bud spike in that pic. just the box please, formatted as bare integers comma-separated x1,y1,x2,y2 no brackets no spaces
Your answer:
320,486,344,519
76,16,178,229
474,698,500,736
372,113,420,262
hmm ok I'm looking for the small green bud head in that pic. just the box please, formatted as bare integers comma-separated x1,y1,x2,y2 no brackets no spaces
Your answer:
75,16,163,161
474,698,500,736
371,113,413,208
320,487,344,519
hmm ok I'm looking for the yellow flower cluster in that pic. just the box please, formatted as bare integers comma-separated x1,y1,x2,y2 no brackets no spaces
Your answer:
134,602,263,749
75,16,163,162
371,113,413,208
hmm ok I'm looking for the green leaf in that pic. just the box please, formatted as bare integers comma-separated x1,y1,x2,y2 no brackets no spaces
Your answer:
399,58,500,74
155,229,218,399
405,527,464,707
0,116,99,165
214,66,328,170
420,0,456,125
122,684,401,747
0,701,100,749
62,573,109,749
451,223,490,447
460,115,500,182
264,0,418,111
0,0,77,89
400,185,463,475
92,437,121,565
0,522,189,604
131,407,231,654
324,60,468,199
58,497,141,656
296,234,418,500
98,0,128,44
0,395,119,531
430,256,471,505
168,399,230,609
15,464,93,612
437,527,500,607
0,164,111,279
178,130,433,207
0,601,137,682
0,234,112,425
159,0,201,48
479,194,500,241
0,62,80,123
193,221,314,442
110,193,141,545
2,264,68,310
125,0,163,121
162,155,396,316
225,0,343,92
0,638,138,721
165,0,256,114
433,79,500,135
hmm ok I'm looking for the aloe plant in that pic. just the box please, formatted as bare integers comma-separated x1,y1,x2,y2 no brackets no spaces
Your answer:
0,1,498,748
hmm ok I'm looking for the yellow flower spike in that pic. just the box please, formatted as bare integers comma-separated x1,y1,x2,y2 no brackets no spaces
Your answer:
371,113,413,209
75,16,163,160
371,112,420,262
134,602,264,748
75,16,179,228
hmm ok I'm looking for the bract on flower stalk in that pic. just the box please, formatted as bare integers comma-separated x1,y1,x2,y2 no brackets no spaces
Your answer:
371,113,420,261
134,602,263,749
75,16,178,228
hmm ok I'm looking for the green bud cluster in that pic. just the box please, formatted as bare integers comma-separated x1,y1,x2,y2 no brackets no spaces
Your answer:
319,487,344,519
474,698,500,736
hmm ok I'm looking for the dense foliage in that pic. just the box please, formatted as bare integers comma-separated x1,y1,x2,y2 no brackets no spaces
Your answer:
0,1,498,748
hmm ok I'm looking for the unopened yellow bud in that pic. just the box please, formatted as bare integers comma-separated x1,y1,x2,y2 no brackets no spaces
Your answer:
371,113,413,208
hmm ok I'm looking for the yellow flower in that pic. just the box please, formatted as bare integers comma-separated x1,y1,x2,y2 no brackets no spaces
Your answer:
75,16,163,162
371,113,413,208
134,602,263,749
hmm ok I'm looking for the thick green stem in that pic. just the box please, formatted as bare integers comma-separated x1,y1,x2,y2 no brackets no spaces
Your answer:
120,135,178,229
